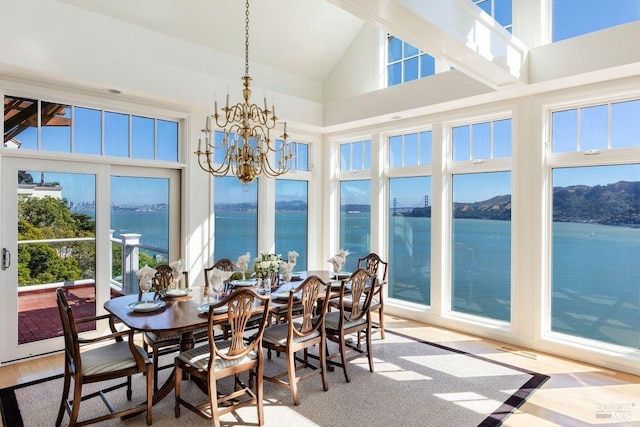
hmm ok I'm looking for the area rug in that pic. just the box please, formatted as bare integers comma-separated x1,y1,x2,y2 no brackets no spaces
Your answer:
0,331,548,426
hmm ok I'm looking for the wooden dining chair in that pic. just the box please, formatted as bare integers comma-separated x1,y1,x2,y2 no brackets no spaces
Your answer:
142,265,193,392
55,288,153,427
324,268,379,383
174,288,271,427
357,253,388,339
262,275,332,405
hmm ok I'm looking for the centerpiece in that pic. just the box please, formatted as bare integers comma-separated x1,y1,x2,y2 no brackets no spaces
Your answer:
253,252,282,294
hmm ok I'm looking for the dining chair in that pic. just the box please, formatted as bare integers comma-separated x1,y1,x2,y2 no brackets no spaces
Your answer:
55,288,153,427
324,268,378,383
142,265,193,392
151,264,175,295
262,275,332,405
357,253,388,339
174,288,271,427
204,258,236,295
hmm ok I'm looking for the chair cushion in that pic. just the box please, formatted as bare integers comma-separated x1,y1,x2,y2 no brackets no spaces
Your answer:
324,311,367,331
145,326,208,345
176,340,257,371
81,341,149,376
329,297,380,311
262,322,321,346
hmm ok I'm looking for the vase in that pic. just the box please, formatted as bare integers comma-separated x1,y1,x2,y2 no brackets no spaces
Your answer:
258,276,271,295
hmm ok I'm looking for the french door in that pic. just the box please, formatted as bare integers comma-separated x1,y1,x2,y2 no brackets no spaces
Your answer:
0,157,180,362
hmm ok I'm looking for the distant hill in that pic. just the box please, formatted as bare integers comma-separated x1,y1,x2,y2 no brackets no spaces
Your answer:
396,181,640,226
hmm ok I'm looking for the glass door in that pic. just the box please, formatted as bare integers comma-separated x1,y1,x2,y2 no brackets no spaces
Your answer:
1,158,98,361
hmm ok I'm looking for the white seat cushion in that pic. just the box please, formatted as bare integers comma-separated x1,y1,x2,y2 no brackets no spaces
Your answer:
176,340,257,371
262,322,321,346
81,341,149,376
324,311,367,331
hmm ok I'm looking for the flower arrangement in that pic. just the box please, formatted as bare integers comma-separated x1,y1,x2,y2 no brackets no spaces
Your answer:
253,252,282,279
328,249,350,273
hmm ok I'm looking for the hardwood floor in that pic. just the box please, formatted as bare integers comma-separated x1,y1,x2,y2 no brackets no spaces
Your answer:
2,315,639,426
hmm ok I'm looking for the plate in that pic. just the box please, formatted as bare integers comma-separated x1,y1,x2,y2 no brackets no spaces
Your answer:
272,290,301,301
231,279,257,287
332,272,352,280
127,300,166,313
197,303,228,314
163,288,192,297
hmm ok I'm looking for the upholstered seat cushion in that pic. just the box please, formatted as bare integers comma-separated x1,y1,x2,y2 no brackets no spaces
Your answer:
262,322,321,346
330,297,380,311
324,311,367,331
176,340,257,371
81,341,149,376
145,326,208,344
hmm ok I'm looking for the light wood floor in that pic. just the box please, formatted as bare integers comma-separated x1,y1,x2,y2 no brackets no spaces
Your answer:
2,315,640,426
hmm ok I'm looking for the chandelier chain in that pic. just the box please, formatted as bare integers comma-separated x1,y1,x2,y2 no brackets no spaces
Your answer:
245,0,250,77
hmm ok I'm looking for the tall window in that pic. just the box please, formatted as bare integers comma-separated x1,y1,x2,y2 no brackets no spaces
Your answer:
551,166,640,348
4,95,180,161
275,179,308,270
473,0,512,33
340,180,371,272
549,95,640,348
214,177,258,263
450,117,512,322
387,35,436,87
451,172,511,321
389,176,431,305
552,0,640,42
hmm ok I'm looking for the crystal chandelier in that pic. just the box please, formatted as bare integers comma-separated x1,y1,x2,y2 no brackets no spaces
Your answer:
195,0,292,185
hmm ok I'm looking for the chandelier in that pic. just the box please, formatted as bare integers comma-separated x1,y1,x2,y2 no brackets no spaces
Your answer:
195,0,293,185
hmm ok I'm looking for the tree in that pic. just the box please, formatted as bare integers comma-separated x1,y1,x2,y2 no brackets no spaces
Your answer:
18,196,95,286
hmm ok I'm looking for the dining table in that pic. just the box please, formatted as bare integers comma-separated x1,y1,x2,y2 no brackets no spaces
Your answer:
102,270,350,408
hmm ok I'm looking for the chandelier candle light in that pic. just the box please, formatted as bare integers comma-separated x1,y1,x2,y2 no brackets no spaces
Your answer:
195,0,293,185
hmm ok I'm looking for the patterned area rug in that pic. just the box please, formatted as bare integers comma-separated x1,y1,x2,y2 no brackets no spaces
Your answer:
0,331,548,426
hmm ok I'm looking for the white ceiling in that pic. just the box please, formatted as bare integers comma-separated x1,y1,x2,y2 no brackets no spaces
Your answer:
59,0,365,83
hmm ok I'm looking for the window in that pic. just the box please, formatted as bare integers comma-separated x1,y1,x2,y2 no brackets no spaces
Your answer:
473,0,512,33
452,118,512,161
340,140,371,171
389,131,432,167
551,165,640,348
552,99,640,152
276,139,309,172
275,179,308,270
213,177,258,263
340,180,371,272
552,0,640,42
451,172,511,321
389,176,431,305
387,35,436,87
3,95,180,161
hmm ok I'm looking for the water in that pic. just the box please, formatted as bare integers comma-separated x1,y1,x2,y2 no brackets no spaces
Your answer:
107,209,640,348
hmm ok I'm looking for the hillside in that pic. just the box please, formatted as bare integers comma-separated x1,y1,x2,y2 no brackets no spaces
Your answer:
397,181,640,226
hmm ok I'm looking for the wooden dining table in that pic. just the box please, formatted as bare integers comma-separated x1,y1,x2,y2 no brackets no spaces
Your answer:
102,270,344,406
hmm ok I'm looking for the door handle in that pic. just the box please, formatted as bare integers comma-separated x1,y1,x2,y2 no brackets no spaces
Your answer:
2,248,10,270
